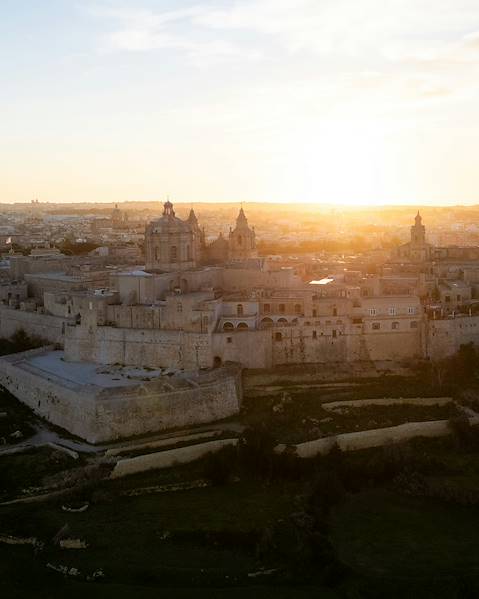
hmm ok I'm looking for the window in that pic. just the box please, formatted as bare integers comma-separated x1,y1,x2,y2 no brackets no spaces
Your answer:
263,303,271,314
170,245,177,261
392,321,400,330
410,321,418,329
312,330,317,339
332,329,337,338
388,307,397,316
294,304,302,314
223,322,234,331
237,322,249,330
186,244,191,260
408,306,416,315
275,332,282,342
372,322,381,330
333,307,338,316
177,302,182,312
238,234,243,246
227,337,232,344
457,295,462,302
312,309,317,317
278,317,288,325
445,295,451,303
237,304,244,316
155,246,159,261
261,317,273,328
279,303,286,314
368,308,377,316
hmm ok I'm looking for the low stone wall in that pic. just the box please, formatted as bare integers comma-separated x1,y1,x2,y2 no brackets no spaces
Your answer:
110,438,239,478
277,419,458,458
0,350,242,443
105,430,222,457
321,397,453,412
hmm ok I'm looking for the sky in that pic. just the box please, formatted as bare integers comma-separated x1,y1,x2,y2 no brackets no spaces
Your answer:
1,0,479,206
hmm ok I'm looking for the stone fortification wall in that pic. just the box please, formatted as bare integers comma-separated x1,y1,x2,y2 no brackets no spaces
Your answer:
64,325,213,370
269,325,421,365
211,330,273,369
0,305,67,344
110,438,239,478
427,316,479,359
0,347,100,440
0,351,242,443
360,329,423,361
93,374,242,443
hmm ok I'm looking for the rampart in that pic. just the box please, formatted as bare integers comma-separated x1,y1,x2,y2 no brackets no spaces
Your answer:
0,349,242,443
0,305,68,344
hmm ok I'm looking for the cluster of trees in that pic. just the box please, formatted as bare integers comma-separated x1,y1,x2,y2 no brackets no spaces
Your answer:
0,329,45,357
200,424,461,585
429,342,479,391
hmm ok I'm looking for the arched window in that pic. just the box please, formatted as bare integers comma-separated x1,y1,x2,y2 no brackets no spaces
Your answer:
294,304,301,314
237,304,244,316
278,317,288,325
238,235,243,246
261,317,274,328
186,244,191,260
223,322,234,331
237,322,249,330
170,245,177,261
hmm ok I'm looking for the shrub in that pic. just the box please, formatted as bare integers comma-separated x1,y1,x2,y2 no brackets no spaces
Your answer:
201,445,237,485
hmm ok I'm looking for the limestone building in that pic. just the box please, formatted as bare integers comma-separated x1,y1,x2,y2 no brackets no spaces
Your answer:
145,201,257,271
228,207,257,261
145,201,198,272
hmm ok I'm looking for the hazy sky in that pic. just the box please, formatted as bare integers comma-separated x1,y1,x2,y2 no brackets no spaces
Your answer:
2,0,479,205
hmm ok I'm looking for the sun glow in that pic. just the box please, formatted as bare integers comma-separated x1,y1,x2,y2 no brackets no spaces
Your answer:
284,117,391,206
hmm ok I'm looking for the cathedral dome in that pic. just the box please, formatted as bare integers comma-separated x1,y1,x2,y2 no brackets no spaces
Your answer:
148,201,192,235
145,201,198,273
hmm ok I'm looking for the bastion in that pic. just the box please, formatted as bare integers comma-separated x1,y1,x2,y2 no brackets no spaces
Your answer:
0,348,242,443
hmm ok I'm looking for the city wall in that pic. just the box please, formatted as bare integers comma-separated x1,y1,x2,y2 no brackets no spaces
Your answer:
427,315,479,359
0,350,242,443
270,325,422,365
64,325,213,370
0,305,68,344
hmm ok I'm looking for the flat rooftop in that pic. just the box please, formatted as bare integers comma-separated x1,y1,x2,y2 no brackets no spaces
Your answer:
9,350,181,392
